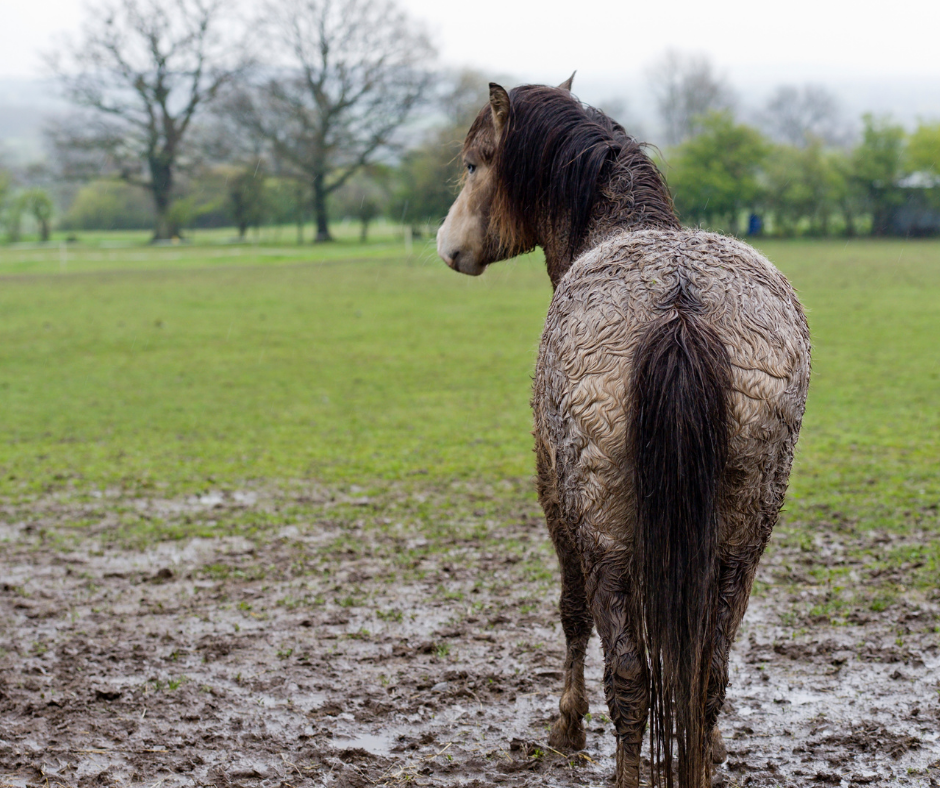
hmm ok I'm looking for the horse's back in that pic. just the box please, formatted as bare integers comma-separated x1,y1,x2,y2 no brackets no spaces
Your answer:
533,229,810,547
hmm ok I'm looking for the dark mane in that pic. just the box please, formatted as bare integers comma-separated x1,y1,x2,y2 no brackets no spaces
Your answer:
488,85,679,261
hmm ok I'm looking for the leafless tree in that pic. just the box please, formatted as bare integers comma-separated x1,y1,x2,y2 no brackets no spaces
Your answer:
224,0,436,242
760,84,846,147
596,97,646,141
47,0,248,239
646,50,736,146
438,69,498,130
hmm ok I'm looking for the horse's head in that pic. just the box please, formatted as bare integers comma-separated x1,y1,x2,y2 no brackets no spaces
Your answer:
435,83,510,276
437,75,575,276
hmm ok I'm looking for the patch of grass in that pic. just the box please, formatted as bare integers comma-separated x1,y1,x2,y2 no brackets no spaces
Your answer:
0,220,408,277
756,240,940,539
335,595,366,608
0,235,548,499
1,236,937,599
869,591,898,612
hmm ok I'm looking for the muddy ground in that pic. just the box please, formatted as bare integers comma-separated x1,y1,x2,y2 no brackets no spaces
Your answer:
1,482,938,787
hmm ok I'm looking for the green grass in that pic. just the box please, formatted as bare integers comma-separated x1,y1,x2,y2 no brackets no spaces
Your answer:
756,239,940,534
0,233,549,495
0,220,408,277
1,233,938,551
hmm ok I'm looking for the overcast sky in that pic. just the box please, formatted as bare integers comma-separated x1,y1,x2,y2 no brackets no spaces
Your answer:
3,0,939,82
2,0,939,130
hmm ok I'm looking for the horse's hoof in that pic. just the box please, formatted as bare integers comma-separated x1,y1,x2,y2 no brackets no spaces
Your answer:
710,727,728,764
548,717,586,752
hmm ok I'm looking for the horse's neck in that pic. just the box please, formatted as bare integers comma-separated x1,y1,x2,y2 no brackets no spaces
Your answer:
540,162,679,289
541,212,649,289
541,232,575,289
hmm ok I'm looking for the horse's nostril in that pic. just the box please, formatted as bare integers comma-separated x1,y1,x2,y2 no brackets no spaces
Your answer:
449,250,461,268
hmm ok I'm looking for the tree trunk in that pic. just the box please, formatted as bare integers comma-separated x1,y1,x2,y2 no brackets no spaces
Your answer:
154,204,174,241
40,219,50,243
870,189,892,237
295,181,305,244
6,201,23,243
150,154,178,241
360,218,369,243
843,205,856,237
871,208,886,236
313,173,332,242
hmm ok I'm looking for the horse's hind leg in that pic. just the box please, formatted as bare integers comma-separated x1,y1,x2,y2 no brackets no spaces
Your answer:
705,550,765,766
588,555,649,788
538,450,593,752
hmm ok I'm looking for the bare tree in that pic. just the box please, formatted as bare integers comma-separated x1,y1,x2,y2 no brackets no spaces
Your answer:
647,50,736,146
760,84,846,147
47,0,248,239
438,68,496,129
224,0,436,242
596,97,646,140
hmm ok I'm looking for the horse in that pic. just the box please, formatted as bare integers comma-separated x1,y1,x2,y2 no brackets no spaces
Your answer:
436,76,811,788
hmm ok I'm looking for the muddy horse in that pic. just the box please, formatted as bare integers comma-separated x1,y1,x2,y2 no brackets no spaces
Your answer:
436,77,811,788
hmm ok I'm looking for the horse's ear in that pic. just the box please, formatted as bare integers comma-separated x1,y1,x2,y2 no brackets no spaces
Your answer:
558,71,576,91
489,83,510,136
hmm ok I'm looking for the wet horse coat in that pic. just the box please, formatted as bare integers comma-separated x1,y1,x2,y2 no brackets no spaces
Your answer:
437,81,810,788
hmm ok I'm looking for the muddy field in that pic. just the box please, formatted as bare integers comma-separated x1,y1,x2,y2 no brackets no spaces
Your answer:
1,483,938,787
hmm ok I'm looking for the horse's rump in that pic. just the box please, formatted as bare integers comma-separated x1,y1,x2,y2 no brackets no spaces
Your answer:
628,281,731,786
533,229,810,786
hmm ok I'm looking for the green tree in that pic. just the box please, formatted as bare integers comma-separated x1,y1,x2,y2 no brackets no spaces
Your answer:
763,140,843,236
0,168,10,208
829,150,866,237
852,114,906,236
60,180,155,231
333,169,390,242
3,193,28,243
24,189,54,242
906,122,940,213
0,169,12,242
228,165,267,239
261,177,307,241
392,131,462,236
907,122,940,176
666,111,768,235
392,69,491,236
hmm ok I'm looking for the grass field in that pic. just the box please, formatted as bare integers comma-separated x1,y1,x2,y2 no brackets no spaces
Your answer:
2,232,939,786
2,234,939,577
3,234,938,515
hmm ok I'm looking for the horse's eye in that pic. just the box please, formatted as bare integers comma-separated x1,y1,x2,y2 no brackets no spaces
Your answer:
466,163,476,174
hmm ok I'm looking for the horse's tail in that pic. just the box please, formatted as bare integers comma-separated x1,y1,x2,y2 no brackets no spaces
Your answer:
628,288,731,787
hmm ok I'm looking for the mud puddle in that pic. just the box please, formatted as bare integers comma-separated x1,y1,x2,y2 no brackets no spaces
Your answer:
1,486,938,787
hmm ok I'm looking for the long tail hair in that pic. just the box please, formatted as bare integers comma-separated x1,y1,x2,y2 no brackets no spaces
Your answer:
628,279,731,787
